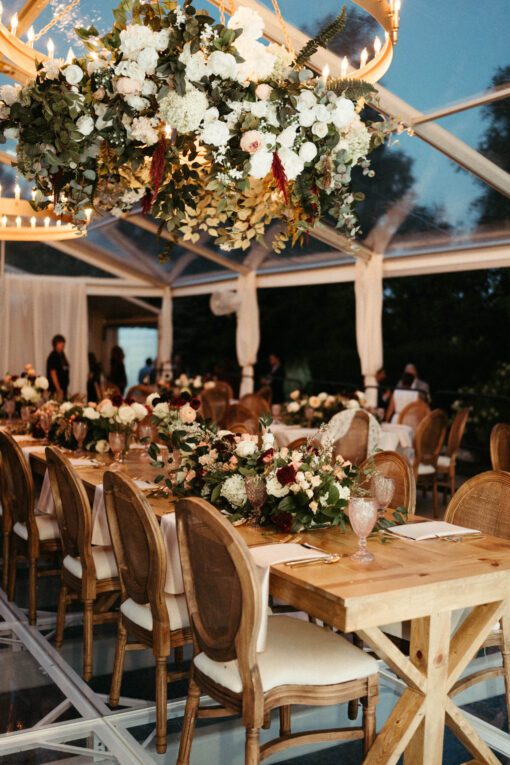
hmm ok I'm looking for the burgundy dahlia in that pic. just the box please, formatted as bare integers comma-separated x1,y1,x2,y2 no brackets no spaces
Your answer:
272,511,293,533
276,464,296,486
190,397,201,410
111,394,124,407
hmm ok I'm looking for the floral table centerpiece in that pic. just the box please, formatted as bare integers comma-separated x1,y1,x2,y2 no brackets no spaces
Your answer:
149,409,406,534
0,367,49,422
0,1,394,254
281,389,367,427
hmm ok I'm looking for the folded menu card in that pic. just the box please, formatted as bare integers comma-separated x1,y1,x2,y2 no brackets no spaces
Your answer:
385,521,481,541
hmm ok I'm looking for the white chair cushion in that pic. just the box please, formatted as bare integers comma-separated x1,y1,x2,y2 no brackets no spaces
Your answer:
437,455,451,470
120,594,190,632
63,547,118,580
13,515,59,541
418,463,436,475
194,614,378,694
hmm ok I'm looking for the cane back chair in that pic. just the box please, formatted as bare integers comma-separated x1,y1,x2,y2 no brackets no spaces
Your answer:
397,399,431,431
490,423,510,472
436,407,470,503
413,409,448,518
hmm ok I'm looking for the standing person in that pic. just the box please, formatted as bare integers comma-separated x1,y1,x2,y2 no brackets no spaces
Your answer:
261,353,285,404
46,334,70,399
108,345,127,395
87,352,102,403
138,357,156,385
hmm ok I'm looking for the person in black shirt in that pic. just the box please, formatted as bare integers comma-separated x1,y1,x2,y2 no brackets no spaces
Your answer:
46,334,70,399
108,345,127,395
261,353,285,404
87,352,102,403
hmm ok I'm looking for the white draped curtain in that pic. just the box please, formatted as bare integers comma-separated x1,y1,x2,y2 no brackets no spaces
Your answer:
354,254,383,408
157,286,173,369
0,274,89,394
210,272,260,396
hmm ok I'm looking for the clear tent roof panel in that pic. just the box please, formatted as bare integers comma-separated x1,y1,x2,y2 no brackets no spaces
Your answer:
0,0,507,283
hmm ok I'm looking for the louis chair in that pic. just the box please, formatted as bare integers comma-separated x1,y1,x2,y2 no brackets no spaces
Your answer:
201,384,231,428
227,403,259,434
413,409,448,518
436,407,470,503
174,496,379,765
256,385,272,406
397,399,431,431
45,446,120,681
0,431,60,625
359,450,416,516
125,384,154,403
103,471,192,754
490,423,510,471
239,393,271,419
329,410,372,466
0,451,12,591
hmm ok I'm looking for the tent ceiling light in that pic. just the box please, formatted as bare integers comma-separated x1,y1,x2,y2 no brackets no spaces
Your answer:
0,196,84,240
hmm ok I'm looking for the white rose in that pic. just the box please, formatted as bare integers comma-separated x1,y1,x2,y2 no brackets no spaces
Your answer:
200,120,230,147
137,47,159,75
115,59,145,82
318,392,328,403
153,402,170,418
311,475,321,488
180,404,197,424
4,127,19,140
21,385,38,402
64,64,83,85
297,90,317,111
277,147,304,181
228,7,264,39
235,440,257,458
249,149,273,179
312,121,328,138
141,79,157,96
299,141,318,163
287,401,300,413
255,83,273,100
250,100,267,118
0,103,10,119
346,399,360,409
124,94,150,111
131,402,148,420
146,392,160,407
83,406,100,420
331,98,356,129
116,77,142,95
208,51,238,80
118,405,136,424
298,109,316,128
278,125,297,149
0,84,22,105
235,37,275,82
335,483,351,500
76,115,95,136
266,474,289,498
262,432,275,448
87,58,108,75
42,59,63,80
100,403,117,418
35,376,49,390
154,29,170,51
59,401,73,413
314,104,331,123
95,439,109,454
193,376,202,387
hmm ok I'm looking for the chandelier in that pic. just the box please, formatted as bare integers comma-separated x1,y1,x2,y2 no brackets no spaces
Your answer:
0,184,85,241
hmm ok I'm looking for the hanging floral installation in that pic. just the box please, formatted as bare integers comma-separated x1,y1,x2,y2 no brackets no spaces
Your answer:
0,0,393,253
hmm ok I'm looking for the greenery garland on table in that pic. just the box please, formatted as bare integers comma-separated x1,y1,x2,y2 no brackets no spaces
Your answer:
0,0,394,253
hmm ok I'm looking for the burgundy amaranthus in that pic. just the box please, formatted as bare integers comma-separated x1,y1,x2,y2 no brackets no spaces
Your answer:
272,151,288,205
150,136,167,202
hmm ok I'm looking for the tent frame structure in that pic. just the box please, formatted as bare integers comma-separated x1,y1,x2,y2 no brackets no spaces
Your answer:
0,0,509,394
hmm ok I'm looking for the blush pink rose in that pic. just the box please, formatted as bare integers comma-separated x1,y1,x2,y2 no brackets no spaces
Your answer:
240,130,264,154
97,398,113,411
255,83,272,100
115,76,142,95
180,404,197,423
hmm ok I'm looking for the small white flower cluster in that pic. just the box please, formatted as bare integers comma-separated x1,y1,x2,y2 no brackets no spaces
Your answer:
220,473,248,508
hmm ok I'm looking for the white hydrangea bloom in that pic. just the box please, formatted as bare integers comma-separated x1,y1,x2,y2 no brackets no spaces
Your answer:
124,94,150,111
115,60,145,83
117,405,136,423
160,86,208,133
20,385,38,402
0,84,22,105
299,141,318,162
330,97,356,130
298,108,316,128
220,474,247,508
128,116,159,145
266,43,294,78
249,149,273,179
83,406,100,420
277,125,297,149
120,25,158,58
235,37,275,83
228,7,264,39
137,47,159,75
35,376,49,390
179,44,208,81
334,482,351,500
131,402,148,420
277,147,304,181
235,440,257,458
208,50,238,80
200,119,230,147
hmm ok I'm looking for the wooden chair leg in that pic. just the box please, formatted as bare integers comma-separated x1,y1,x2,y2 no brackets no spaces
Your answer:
176,676,201,765
174,645,184,665
348,633,363,720
155,656,168,754
362,693,376,755
279,706,291,736
450,470,456,500
433,476,439,518
110,621,128,707
2,530,9,591
83,599,94,681
28,558,37,626
245,727,260,765
262,710,271,730
55,581,68,648
7,537,16,602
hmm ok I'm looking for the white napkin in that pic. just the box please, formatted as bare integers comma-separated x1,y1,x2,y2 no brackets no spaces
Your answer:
13,434,39,442
36,469,55,516
134,479,158,490
21,445,46,464
249,544,330,651
91,485,110,547
160,514,184,594
68,457,99,467
129,443,145,450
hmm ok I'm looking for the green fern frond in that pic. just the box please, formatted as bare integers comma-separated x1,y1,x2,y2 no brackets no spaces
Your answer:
294,6,346,68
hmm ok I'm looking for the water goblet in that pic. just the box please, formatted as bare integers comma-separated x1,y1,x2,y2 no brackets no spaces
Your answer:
73,420,88,456
348,497,378,563
40,410,53,444
372,475,395,517
138,422,154,461
245,474,267,526
109,431,126,468
4,398,15,426
20,405,34,430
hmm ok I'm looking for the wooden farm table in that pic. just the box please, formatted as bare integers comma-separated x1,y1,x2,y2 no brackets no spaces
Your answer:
23,439,508,764
238,523,510,765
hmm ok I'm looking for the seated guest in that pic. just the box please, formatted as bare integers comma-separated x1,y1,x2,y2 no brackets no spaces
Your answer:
385,371,419,423
398,363,430,403
376,367,391,412
46,334,70,399
138,357,156,385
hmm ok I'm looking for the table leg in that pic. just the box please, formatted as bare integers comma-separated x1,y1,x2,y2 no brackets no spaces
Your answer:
403,612,451,764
